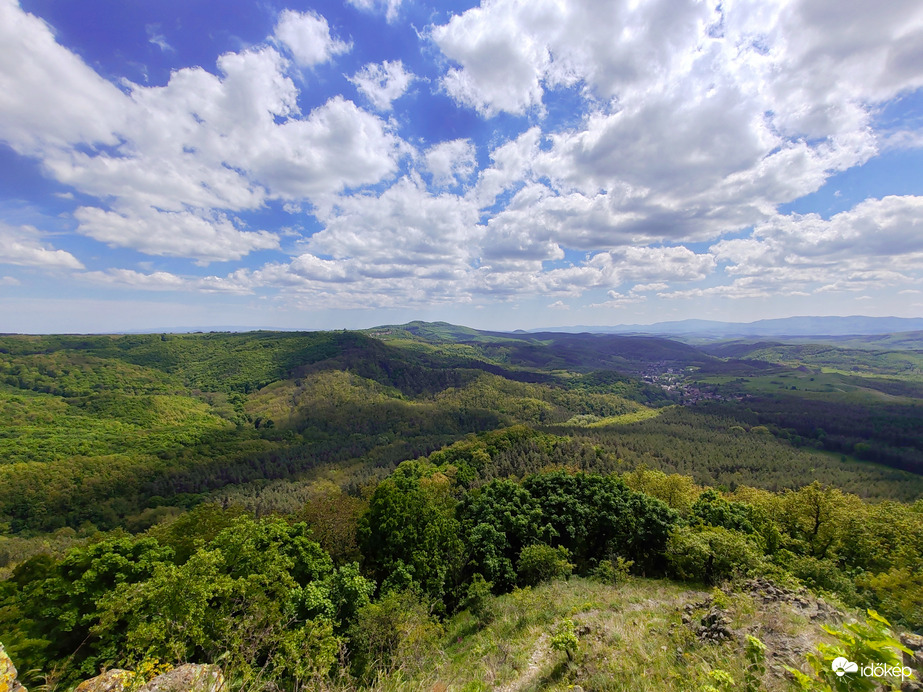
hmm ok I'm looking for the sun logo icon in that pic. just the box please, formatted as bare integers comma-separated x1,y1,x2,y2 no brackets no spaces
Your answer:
831,657,859,676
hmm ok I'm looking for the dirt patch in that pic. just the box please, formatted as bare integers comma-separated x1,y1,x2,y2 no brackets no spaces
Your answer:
495,633,550,692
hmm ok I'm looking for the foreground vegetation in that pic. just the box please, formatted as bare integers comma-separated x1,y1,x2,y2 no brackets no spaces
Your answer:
2,435,921,689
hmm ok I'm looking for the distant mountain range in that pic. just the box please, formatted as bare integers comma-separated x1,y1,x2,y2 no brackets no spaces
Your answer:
532,316,923,338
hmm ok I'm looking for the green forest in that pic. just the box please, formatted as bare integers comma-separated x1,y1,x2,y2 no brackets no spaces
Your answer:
1,325,922,691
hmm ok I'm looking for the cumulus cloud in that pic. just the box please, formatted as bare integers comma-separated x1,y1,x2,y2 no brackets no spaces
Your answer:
0,3,402,264
74,206,280,264
309,177,480,272
2,0,922,315
346,0,403,23
589,246,716,287
79,268,257,294
430,0,915,246
0,0,127,154
706,195,923,294
273,10,350,67
424,139,476,186
433,0,710,116
0,223,83,270
349,60,415,111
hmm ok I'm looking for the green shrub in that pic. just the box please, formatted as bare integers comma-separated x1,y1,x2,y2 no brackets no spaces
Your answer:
517,544,573,587
462,574,497,628
590,556,634,585
787,610,913,691
666,525,762,584
348,589,443,683
777,552,859,605
549,618,579,662
745,635,766,692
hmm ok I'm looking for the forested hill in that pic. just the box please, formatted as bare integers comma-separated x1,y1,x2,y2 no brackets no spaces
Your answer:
366,320,716,372
0,327,687,533
3,325,923,536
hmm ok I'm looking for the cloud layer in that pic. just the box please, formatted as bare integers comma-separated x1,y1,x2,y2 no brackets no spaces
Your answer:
1,0,922,324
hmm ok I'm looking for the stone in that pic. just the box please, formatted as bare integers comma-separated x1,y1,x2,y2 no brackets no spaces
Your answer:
137,664,224,692
695,608,733,642
902,633,923,652
74,669,135,692
1,644,27,692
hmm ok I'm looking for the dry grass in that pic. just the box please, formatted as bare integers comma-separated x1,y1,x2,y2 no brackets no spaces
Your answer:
365,576,847,692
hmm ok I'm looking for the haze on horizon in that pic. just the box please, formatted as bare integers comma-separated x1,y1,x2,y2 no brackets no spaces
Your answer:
1,0,922,334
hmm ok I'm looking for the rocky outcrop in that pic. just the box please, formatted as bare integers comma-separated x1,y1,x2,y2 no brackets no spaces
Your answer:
137,664,224,692
74,669,135,692
1,644,27,692
741,577,839,621
73,664,223,692
902,634,923,692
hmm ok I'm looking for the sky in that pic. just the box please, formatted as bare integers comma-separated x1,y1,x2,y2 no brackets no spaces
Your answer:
1,0,922,333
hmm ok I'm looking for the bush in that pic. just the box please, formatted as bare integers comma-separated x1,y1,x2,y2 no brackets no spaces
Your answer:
666,525,762,584
590,556,633,585
787,610,912,691
517,544,573,586
550,618,579,662
777,552,859,605
349,589,443,683
462,573,497,628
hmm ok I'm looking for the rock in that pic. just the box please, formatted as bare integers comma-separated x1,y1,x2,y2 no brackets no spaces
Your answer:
695,608,733,642
74,669,135,692
1,644,27,692
902,633,923,652
137,664,224,692
901,681,923,692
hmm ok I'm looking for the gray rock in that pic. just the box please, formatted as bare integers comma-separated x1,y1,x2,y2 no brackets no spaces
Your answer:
137,664,224,692
74,669,135,692
1,643,28,692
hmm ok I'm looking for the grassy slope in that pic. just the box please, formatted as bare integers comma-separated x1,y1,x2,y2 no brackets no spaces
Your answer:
381,577,839,692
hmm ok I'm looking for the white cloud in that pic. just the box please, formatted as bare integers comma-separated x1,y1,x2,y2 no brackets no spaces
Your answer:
74,206,279,264
0,276,20,286
273,10,350,67
631,282,668,294
3,0,922,318
424,139,476,186
429,0,916,247
349,60,415,111
0,223,83,270
0,0,128,154
146,25,173,53
589,290,647,309
0,3,402,264
309,177,480,272
589,245,716,287
698,195,923,297
346,0,403,23
472,127,541,207
79,268,257,294
432,0,711,117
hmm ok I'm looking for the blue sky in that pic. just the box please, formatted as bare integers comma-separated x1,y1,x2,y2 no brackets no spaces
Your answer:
1,0,922,333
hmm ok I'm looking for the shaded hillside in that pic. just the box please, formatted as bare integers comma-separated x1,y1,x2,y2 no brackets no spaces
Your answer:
368,322,717,373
